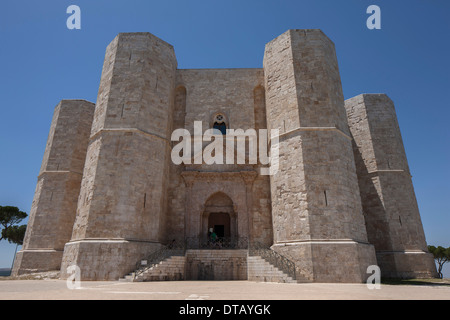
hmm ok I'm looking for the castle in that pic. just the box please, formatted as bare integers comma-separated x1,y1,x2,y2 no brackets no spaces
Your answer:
12,29,437,282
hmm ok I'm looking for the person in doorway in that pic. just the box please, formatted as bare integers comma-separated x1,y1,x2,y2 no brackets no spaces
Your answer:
208,228,213,239
211,231,217,242
210,231,220,248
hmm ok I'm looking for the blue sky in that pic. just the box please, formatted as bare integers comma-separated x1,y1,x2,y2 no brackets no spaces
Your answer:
0,0,449,277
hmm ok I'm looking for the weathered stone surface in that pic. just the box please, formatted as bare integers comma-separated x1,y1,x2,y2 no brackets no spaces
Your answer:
185,250,248,280
263,29,377,282
59,33,178,280
12,100,94,276
345,94,437,278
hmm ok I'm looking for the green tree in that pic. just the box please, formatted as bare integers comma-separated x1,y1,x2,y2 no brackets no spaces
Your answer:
428,245,450,279
4,225,27,246
0,206,27,245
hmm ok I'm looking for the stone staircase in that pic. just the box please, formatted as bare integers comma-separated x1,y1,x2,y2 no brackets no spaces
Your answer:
120,256,185,282
120,249,296,283
185,249,248,280
247,256,296,283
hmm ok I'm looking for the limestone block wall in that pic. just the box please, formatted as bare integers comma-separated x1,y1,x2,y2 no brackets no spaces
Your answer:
165,85,188,242
167,68,272,246
263,29,376,283
252,85,273,247
345,94,437,278
185,250,248,280
60,33,177,280
12,100,95,275
177,68,264,134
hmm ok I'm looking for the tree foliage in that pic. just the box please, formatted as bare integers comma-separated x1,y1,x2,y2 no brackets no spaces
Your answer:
3,225,27,245
0,206,27,245
428,245,450,279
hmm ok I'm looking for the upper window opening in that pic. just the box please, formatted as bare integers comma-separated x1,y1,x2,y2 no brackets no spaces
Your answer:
213,122,227,135
213,114,226,135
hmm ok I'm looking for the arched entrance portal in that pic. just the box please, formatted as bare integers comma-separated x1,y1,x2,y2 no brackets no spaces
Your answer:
202,192,236,242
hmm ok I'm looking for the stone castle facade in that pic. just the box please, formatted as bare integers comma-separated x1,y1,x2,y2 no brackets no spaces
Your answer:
12,29,437,282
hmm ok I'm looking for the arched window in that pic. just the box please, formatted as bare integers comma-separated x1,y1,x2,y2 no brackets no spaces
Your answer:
213,122,226,135
212,114,227,135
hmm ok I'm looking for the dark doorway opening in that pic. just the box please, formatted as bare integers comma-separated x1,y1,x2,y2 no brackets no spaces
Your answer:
214,225,225,238
208,212,230,238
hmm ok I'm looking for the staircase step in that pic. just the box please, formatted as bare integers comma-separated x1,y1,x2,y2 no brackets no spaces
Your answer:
131,254,187,282
248,255,296,283
122,250,296,283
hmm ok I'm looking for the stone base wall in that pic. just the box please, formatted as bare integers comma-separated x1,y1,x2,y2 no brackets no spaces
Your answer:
376,251,438,279
12,249,63,275
60,239,162,280
185,250,248,280
272,241,377,283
